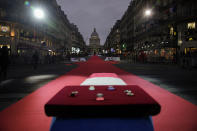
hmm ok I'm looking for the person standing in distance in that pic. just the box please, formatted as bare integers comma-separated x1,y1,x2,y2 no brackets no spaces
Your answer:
0,46,10,81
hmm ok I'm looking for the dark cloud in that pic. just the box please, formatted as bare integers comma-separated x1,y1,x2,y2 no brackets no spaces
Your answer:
57,0,131,45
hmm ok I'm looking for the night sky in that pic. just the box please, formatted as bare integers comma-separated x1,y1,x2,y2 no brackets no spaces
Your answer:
56,0,131,45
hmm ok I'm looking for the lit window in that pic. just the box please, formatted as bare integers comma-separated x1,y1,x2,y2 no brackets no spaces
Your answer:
10,30,15,37
170,27,174,35
188,22,195,29
189,37,193,41
0,25,10,33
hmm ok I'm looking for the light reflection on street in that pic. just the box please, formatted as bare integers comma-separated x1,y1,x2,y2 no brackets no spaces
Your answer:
25,75,58,83
0,79,14,87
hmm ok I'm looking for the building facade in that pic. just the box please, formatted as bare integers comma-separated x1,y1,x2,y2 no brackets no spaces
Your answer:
104,0,197,63
176,0,197,54
88,28,101,55
70,23,86,55
0,0,85,63
104,20,121,55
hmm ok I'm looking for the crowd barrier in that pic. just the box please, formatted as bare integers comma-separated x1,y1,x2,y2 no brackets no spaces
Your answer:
104,57,120,61
70,57,86,62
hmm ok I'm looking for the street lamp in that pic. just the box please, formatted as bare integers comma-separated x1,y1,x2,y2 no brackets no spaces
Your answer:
32,7,45,52
33,8,45,19
32,8,45,40
145,9,152,17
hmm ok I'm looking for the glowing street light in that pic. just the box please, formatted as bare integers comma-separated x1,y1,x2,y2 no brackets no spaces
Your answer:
33,8,45,19
145,9,152,16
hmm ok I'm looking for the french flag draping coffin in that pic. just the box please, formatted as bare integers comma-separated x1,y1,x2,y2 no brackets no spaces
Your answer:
45,85,161,117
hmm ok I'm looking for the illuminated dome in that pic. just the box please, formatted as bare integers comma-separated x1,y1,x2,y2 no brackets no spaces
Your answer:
89,28,101,55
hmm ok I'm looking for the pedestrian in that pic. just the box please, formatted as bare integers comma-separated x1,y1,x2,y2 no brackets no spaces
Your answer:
180,52,185,68
0,46,10,81
186,52,192,70
32,51,39,69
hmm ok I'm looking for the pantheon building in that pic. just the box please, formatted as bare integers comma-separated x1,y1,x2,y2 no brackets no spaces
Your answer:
88,28,102,55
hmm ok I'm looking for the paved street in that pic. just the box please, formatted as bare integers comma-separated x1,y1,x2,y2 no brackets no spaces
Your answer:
1,59,197,112
116,61,197,105
0,63,77,111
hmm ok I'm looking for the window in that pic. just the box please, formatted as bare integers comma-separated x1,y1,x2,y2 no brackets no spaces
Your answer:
170,27,174,35
188,22,195,29
0,8,6,17
0,25,10,33
189,37,193,41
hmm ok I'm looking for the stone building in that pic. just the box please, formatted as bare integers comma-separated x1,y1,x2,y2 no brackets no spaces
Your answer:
104,20,121,55
0,0,85,63
176,0,197,54
104,1,137,56
104,0,197,63
88,28,101,55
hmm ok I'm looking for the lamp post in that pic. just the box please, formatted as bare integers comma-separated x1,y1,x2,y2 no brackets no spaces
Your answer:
33,8,45,41
144,9,152,62
32,8,45,63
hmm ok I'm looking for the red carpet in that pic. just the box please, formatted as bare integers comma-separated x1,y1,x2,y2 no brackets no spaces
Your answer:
0,56,197,131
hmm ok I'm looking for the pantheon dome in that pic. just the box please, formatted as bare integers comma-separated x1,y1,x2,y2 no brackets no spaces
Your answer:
91,28,99,38
89,28,101,54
